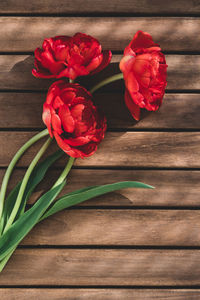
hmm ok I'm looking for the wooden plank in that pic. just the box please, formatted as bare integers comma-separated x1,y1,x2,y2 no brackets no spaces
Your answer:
1,0,200,14
1,169,200,207
1,93,200,129
1,249,200,285
0,288,200,300
76,132,200,168
21,210,200,246
1,17,200,51
0,131,199,168
1,55,200,91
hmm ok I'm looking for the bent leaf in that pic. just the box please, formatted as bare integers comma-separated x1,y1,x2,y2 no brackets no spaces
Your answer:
0,181,65,260
2,150,63,227
41,181,154,220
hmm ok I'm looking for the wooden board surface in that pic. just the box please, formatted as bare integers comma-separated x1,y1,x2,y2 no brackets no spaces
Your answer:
1,0,200,14
1,289,200,300
0,93,200,129
21,209,200,246
1,1,200,298
1,249,200,285
0,131,199,168
1,55,200,91
1,17,200,52
2,169,200,207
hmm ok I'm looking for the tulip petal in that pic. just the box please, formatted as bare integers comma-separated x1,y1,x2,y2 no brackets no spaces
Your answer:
32,68,55,78
54,132,84,158
55,45,68,61
90,50,112,75
59,105,75,133
65,136,91,146
126,72,139,93
40,50,65,74
79,142,97,157
51,113,63,135
86,53,103,73
34,48,43,61
53,96,64,109
129,30,159,52
42,104,53,137
124,89,141,121
57,67,75,80
119,54,135,76
43,80,106,158
70,104,85,120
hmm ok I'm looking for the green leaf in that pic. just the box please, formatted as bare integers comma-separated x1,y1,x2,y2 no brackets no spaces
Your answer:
41,181,154,220
1,182,21,233
2,150,63,226
0,181,65,260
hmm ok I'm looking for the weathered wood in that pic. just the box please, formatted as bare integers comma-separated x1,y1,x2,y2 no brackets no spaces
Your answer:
1,0,200,14
1,17,200,51
21,210,200,246
0,288,200,299
1,55,199,91
1,249,200,285
1,93,200,129
1,169,200,207
76,132,200,168
0,131,199,168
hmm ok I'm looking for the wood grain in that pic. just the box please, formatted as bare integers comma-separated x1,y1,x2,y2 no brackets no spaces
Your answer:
0,289,200,300
1,169,200,207
1,55,199,91
1,0,200,14
21,209,200,246
1,249,200,285
1,93,200,129
1,17,200,51
0,131,199,168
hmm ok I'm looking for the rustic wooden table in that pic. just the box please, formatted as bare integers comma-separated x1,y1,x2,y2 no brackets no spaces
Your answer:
0,1,200,299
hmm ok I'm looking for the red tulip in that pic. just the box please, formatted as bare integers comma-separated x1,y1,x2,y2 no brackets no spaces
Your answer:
120,31,167,121
43,81,107,158
32,33,112,80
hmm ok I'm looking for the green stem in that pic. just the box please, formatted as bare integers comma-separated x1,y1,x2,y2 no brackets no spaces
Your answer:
3,137,52,233
90,73,123,94
52,157,75,189
0,156,75,272
0,129,49,224
39,156,75,222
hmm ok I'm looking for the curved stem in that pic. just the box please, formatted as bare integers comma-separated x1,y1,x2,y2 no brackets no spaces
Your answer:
3,137,52,233
90,73,123,94
0,155,75,272
39,156,75,223
0,129,49,223
52,157,75,189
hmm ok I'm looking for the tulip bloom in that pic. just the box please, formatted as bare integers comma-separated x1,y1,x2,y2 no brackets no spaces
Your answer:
120,31,167,121
43,80,107,158
32,33,112,80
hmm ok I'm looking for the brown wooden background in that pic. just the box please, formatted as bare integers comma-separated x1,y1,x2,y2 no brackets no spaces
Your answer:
1,1,200,299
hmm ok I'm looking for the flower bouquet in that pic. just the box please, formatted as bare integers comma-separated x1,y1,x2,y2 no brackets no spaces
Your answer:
0,31,167,271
